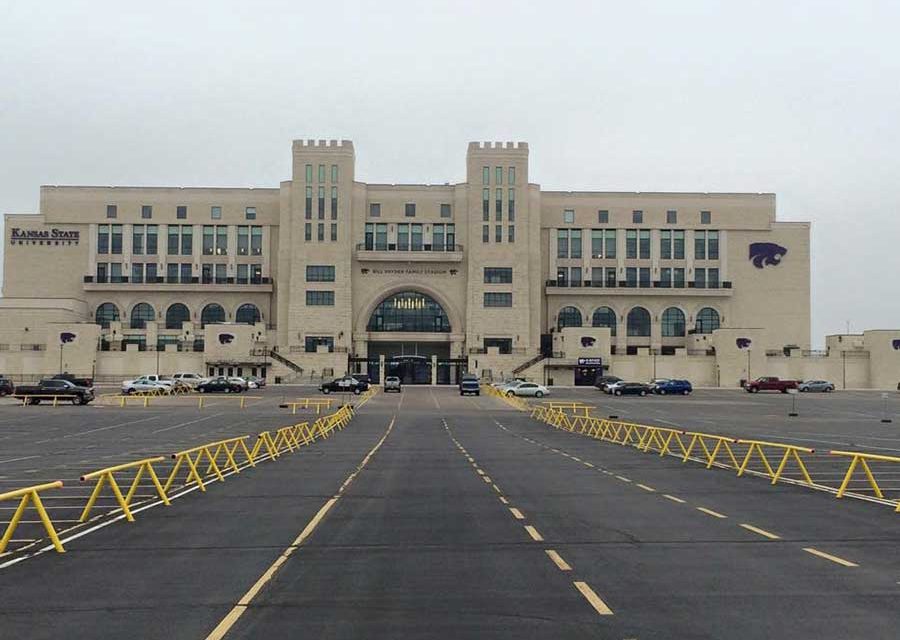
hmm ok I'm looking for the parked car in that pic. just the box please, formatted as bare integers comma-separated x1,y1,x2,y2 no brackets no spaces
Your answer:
654,379,693,395
320,376,368,394
799,380,835,392
353,374,371,386
225,376,250,390
52,373,94,388
14,379,95,405
244,375,266,389
744,377,799,393
459,374,480,396
172,372,205,388
124,374,175,390
122,378,170,395
605,380,627,395
384,376,402,393
648,378,670,392
595,376,622,393
506,382,549,398
197,377,246,393
612,382,651,397
0,376,14,396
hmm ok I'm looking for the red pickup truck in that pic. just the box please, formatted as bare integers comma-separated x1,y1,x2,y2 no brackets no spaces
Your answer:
744,377,799,393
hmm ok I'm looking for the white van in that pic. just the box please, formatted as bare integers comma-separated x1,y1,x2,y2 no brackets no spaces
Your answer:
172,372,205,388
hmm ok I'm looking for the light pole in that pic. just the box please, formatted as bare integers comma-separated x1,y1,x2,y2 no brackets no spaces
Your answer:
59,340,64,375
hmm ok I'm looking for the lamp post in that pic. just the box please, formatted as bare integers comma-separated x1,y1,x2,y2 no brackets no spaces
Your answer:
59,340,64,375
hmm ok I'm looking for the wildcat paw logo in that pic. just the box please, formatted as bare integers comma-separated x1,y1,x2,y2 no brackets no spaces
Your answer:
59,332,76,344
736,337,752,349
749,243,787,269
580,336,596,347
217,333,235,345
892,339,900,351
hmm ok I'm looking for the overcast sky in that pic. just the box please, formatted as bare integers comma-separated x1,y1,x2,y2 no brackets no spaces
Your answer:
2,0,898,346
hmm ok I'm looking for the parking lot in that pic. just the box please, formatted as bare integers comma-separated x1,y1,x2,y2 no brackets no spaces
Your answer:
2,386,900,639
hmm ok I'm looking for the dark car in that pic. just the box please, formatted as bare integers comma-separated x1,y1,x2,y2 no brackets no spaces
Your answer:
353,374,371,386
594,376,621,392
653,379,693,395
52,373,94,388
14,379,95,405
612,382,650,397
197,377,245,393
0,376,14,396
320,376,369,395
460,374,480,396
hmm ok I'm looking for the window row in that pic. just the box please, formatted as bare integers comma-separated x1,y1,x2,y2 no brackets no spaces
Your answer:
481,188,516,222
95,262,263,284
565,209,713,225
557,228,719,260
99,224,263,256
304,186,339,220
94,302,262,329
557,305,721,336
552,266,722,289
481,225,516,244
363,223,457,251
482,166,517,185
304,223,339,242
368,203,452,219
304,163,340,184
106,205,257,220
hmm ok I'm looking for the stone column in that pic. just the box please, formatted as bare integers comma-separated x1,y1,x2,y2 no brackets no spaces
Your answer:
431,354,438,385
378,354,385,385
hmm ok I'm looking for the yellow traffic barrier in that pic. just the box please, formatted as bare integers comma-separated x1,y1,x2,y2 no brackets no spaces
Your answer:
202,436,257,475
0,481,65,554
250,431,281,461
18,394,75,407
165,436,252,492
830,450,900,509
80,457,170,523
281,398,334,415
197,395,260,409
736,439,815,485
682,431,741,470
272,425,303,453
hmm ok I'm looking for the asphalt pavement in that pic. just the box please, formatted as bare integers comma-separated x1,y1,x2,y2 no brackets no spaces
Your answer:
2,387,900,639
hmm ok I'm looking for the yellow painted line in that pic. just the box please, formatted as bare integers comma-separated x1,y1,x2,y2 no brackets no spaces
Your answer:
524,525,544,542
550,448,560,453
204,415,396,640
663,494,685,503
571,456,582,462
636,483,656,492
615,475,632,483
498,496,509,505
477,469,485,476
509,507,525,520
483,476,492,483
803,547,858,567
583,462,595,468
740,524,781,540
573,581,614,616
696,507,727,519
545,549,572,571
492,484,502,493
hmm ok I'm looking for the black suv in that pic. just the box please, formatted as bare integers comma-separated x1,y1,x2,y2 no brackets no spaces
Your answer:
197,377,245,393
320,376,369,395
0,376,15,396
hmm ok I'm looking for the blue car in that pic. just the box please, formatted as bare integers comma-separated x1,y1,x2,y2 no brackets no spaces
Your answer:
654,379,693,395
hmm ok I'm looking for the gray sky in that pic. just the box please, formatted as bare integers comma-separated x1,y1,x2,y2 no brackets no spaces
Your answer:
2,0,898,345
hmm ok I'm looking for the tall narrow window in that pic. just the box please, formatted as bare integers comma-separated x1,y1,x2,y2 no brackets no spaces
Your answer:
626,229,637,259
708,230,719,259
133,225,145,255
570,229,582,259
251,226,262,255
673,230,685,259
495,225,502,243
432,224,445,251
495,188,502,220
318,164,325,182
304,223,312,241
557,229,569,258
508,166,516,184
330,187,338,219
482,225,489,243
639,229,651,259
98,225,110,254
495,166,503,185
305,164,313,182
411,224,423,251
482,189,490,221
695,231,706,260
331,164,338,182
146,225,158,255
237,226,249,255
168,226,179,255
375,223,387,250
305,186,312,219
508,225,515,243
180,225,192,255
317,223,324,241
695,268,707,289
605,229,616,259
508,189,515,221
660,229,672,259
397,224,409,251
482,166,489,184
330,223,337,241
110,225,123,254
591,230,603,258
318,186,325,219
203,226,214,255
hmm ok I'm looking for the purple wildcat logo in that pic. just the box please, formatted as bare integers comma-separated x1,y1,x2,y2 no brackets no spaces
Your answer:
218,333,235,345
749,243,787,269
736,338,752,349
581,336,596,347
59,332,76,344
892,339,900,350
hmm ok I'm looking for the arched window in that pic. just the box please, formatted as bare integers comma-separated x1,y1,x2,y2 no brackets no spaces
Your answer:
591,306,617,336
661,307,686,337
367,291,450,332
165,303,191,330
557,306,583,329
696,307,721,334
626,307,651,337
95,303,119,329
130,303,156,329
201,303,226,328
235,303,261,324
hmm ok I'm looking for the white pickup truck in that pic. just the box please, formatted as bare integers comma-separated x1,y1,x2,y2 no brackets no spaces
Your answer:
122,375,175,395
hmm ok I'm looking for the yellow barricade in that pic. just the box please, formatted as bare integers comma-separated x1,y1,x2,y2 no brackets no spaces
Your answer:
250,431,281,461
165,436,253,492
281,398,334,415
197,395,259,409
80,457,170,523
830,450,900,509
735,439,815,485
18,394,78,407
681,431,741,470
272,425,303,453
0,481,65,554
